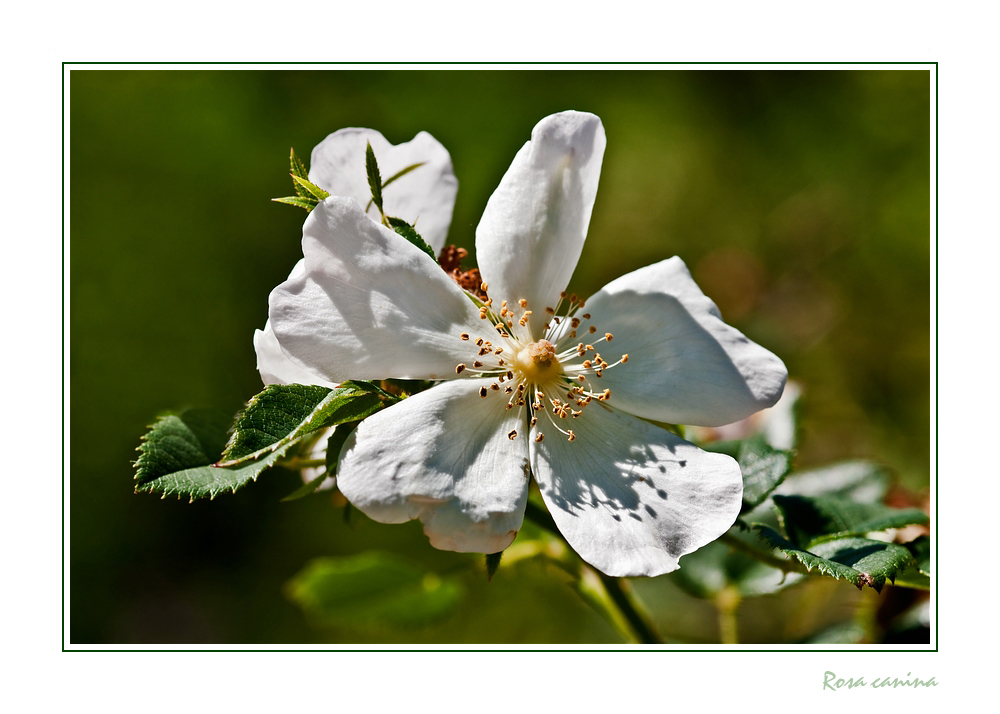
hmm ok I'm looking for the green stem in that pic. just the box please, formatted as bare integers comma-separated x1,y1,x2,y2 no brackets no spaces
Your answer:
523,501,664,645
714,586,741,645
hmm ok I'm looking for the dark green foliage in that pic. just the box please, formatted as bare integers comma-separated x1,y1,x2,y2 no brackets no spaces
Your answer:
387,216,437,261
736,435,793,513
285,553,464,630
774,494,928,545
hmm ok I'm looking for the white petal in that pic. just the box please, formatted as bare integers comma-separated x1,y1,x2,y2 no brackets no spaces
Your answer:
309,128,458,252
476,111,606,338
254,319,338,388
338,379,530,554
254,259,337,387
530,404,743,577
269,197,491,382
583,257,787,426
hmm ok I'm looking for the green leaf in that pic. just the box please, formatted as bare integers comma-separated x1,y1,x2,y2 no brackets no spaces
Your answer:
736,435,793,513
290,173,330,202
756,527,914,593
365,141,383,215
289,147,310,181
386,216,437,261
381,161,425,191
773,494,928,546
219,381,397,466
271,195,318,211
285,553,464,630
134,408,291,501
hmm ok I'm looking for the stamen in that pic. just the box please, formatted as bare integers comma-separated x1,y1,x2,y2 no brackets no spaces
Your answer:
605,332,614,341
567,430,576,442
455,364,466,374
535,433,545,442
473,361,483,368
508,430,517,440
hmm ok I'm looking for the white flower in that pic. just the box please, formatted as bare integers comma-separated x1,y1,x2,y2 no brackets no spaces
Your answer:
254,127,459,388
254,129,458,485
266,111,787,577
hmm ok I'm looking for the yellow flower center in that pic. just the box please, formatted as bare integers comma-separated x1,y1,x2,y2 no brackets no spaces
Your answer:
513,340,561,387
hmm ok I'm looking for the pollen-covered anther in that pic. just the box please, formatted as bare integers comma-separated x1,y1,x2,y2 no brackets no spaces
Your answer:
479,307,488,319
605,333,614,341
479,386,488,398
508,430,517,440
475,337,484,346
530,416,538,427
455,363,466,374
589,326,597,334
460,332,470,340
583,360,592,368
518,298,528,308
473,361,483,368
490,383,500,391
535,433,545,442
545,307,555,315
571,318,580,328
622,354,630,363
505,386,513,394
481,282,489,292
567,430,576,442
494,347,504,354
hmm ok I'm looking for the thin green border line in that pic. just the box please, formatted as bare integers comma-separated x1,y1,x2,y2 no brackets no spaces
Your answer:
63,61,938,653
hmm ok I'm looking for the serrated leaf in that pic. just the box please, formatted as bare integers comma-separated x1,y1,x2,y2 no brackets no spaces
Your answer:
220,381,397,466
365,141,383,215
285,553,464,630
290,147,309,181
737,434,793,513
756,526,913,592
134,408,290,501
272,195,318,211
290,174,330,202
773,494,928,546
381,161,425,191
386,216,436,261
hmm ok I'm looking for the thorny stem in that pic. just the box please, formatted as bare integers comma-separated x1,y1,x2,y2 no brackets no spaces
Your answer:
523,500,664,645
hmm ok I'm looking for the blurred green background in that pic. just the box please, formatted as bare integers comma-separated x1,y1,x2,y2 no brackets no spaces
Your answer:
69,69,930,645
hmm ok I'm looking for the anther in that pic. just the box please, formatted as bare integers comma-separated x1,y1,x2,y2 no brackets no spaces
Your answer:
567,430,576,442
545,307,555,315
505,386,513,394
455,364,466,374
494,347,503,354
476,337,484,346
582,313,591,319
535,433,545,442
605,332,614,341
560,291,568,299
571,318,580,328
583,360,592,368
530,416,538,427
507,371,514,380
518,299,528,308
490,383,500,391
508,430,517,440
589,326,597,334
460,333,470,340
481,282,489,292
473,361,483,368
479,386,488,398
622,354,630,363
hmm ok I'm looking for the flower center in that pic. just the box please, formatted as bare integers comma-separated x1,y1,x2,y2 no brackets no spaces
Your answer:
454,287,631,443
513,340,561,386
